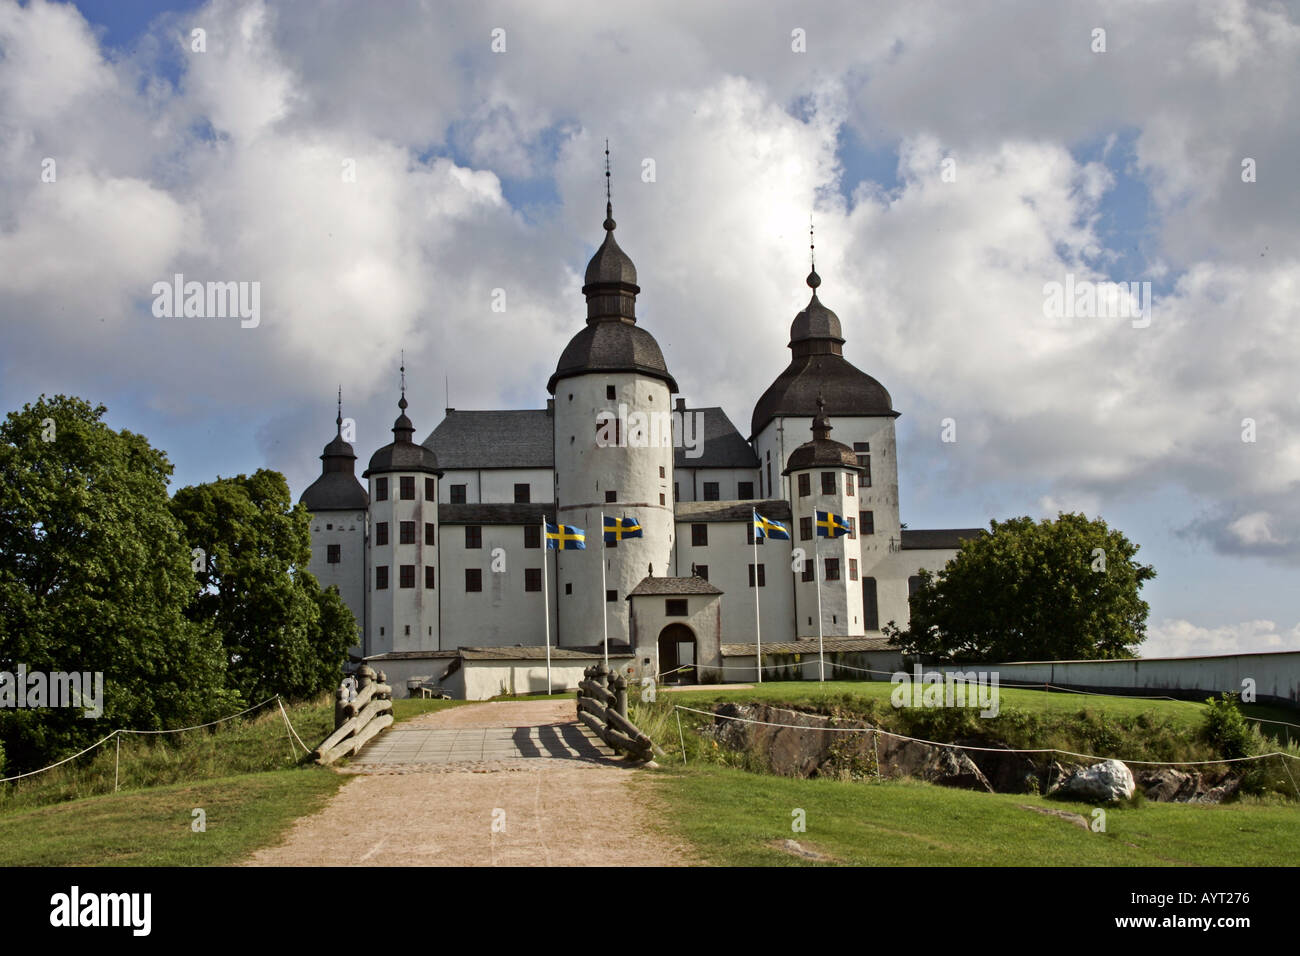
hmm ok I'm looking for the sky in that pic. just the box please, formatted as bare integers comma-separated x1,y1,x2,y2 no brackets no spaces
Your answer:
1,0,1297,658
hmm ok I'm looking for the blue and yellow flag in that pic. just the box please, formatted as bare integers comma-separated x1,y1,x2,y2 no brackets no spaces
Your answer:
753,510,791,540
603,515,643,544
545,521,586,550
815,510,851,538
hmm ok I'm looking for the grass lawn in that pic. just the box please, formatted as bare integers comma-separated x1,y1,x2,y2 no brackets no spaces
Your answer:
0,768,344,866
638,764,1300,866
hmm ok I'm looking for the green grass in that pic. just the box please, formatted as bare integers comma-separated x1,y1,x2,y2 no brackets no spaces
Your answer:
390,697,473,722
0,768,345,866
638,763,1300,866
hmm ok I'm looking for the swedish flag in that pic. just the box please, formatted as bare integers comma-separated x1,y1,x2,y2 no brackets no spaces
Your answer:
816,510,851,538
603,515,643,544
752,510,791,540
545,521,586,550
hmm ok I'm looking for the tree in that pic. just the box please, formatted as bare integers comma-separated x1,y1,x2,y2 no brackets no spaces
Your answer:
885,512,1156,664
0,396,236,772
170,470,353,703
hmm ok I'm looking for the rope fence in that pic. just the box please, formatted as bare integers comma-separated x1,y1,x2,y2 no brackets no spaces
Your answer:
0,694,312,786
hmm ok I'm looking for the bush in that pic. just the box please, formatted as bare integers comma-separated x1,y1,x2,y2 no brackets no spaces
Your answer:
1201,693,1259,760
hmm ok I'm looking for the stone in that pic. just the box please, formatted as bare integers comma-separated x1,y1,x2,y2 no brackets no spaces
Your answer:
1137,767,1200,802
1051,759,1136,802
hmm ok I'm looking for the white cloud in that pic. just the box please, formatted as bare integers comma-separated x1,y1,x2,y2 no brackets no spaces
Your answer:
1143,618,1299,658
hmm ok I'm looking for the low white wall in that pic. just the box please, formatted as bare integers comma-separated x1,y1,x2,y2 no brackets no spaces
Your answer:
461,658,634,701
933,652,1300,709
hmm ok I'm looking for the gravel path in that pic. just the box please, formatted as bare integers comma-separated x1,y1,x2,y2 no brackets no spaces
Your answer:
243,700,699,867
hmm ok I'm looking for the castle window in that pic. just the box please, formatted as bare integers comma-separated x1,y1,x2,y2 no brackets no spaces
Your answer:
326,523,333,530
400,521,415,545
666,599,688,617
400,476,415,500
738,481,754,500
524,525,540,549
825,558,840,582
908,575,923,597
376,477,388,501
375,522,389,546
606,589,617,603
846,474,855,496
746,523,765,546
849,558,859,582
703,481,719,501
514,483,530,503
606,385,616,400
404,625,410,636
748,563,766,588
695,565,708,580
797,474,810,498
691,524,708,547
425,566,436,589
863,578,879,630
605,490,617,503
327,544,341,564
659,466,666,478
465,526,482,549
800,517,812,541
565,583,572,595
525,568,542,592
854,443,871,487
821,472,837,495
674,482,679,500
450,484,466,504
847,516,856,540
425,477,436,500
860,511,875,535
425,522,436,546
375,566,389,590
400,565,415,588
659,493,665,505
766,462,772,495
801,560,814,583
466,568,482,592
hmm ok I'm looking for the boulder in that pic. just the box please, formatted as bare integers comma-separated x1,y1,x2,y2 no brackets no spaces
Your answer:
1051,759,1136,802
1137,767,1200,802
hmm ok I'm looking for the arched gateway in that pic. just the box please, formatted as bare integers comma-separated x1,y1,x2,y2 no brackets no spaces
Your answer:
657,623,697,683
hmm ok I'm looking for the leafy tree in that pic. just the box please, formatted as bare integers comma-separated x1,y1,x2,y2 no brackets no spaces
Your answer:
885,512,1155,663
0,396,236,772
1201,692,1259,760
170,470,353,702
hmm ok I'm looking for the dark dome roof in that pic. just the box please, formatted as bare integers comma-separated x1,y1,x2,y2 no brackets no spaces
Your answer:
549,203,677,394
548,321,678,393
363,393,443,477
751,272,897,438
782,400,859,475
300,410,368,511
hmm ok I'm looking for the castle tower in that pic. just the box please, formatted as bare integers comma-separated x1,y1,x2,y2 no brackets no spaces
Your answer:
547,177,677,648
362,369,443,655
299,389,369,657
783,397,867,638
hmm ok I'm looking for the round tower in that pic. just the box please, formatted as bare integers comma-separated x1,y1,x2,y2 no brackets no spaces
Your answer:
362,372,443,656
782,397,866,639
300,390,369,656
548,197,677,648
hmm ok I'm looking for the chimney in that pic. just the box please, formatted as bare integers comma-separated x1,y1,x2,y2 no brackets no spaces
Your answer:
674,397,686,412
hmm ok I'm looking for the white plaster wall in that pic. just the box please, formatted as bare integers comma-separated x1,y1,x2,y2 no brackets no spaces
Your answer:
308,509,367,656
367,472,438,655
628,593,724,680
438,468,555,504
788,466,865,639
553,373,675,647
867,547,959,633
673,468,760,503
438,524,557,648
462,659,633,700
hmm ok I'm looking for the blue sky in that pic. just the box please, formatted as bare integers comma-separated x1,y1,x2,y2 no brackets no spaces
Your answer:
3,0,1298,657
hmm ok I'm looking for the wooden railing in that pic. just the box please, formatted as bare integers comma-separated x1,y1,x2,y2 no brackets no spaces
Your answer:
313,664,394,765
577,663,662,764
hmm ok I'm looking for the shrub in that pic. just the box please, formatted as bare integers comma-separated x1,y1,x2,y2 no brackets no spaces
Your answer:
1201,693,1259,760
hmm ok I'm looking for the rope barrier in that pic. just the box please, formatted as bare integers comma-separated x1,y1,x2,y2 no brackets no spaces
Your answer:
670,703,1300,768
0,694,296,784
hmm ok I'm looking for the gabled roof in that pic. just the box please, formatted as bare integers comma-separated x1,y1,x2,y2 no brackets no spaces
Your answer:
422,409,554,470
438,503,549,526
675,499,792,523
674,406,759,470
627,576,723,598
900,528,985,550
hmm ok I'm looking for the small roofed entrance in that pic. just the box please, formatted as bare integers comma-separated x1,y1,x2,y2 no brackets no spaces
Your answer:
658,623,697,684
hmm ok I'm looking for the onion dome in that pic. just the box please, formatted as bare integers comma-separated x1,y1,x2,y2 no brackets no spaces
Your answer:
547,194,677,394
751,269,897,438
782,396,861,475
364,373,442,478
300,391,369,511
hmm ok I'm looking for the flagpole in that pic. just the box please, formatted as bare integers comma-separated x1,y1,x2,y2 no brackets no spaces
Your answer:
542,514,552,694
600,510,609,668
816,516,825,682
753,511,762,684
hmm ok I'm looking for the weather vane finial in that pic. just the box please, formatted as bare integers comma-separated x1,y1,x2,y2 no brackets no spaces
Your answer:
603,139,615,230
399,352,407,410
807,214,821,290
336,385,343,434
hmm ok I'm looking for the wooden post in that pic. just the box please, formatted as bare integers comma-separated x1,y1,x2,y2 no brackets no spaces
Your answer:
611,672,628,720
335,684,349,729
357,664,376,690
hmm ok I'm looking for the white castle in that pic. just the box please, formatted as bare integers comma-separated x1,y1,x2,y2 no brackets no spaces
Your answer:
300,200,982,698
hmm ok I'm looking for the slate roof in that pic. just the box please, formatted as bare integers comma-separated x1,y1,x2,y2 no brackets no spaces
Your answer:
626,576,724,598
438,503,549,526
300,472,369,511
548,321,678,394
720,636,897,656
365,644,633,663
422,409,554,470
364,440,442,477
782,436,860,475
752,353,898,438
674,406,760,469
901,528,985,550
675,499,792,523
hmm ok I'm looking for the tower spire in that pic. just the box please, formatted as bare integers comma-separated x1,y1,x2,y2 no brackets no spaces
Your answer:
603,139,615,231
399,351,407,411
812,392,831,440
807,214,821,291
